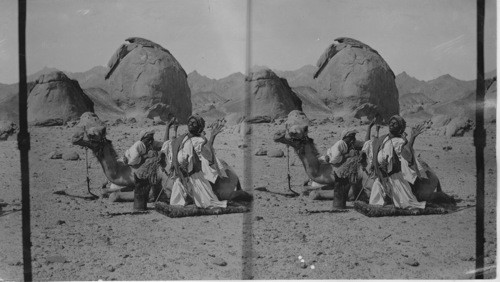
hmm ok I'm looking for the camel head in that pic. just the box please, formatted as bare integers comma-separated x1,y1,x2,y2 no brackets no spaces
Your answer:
72,125,108,151
273,124,310,149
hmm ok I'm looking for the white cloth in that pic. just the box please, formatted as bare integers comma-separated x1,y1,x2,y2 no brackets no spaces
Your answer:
169,135,227,208
325,140,349,165
124,141,147,166
390,137,427,184
308,140,349,187
362,136,426,209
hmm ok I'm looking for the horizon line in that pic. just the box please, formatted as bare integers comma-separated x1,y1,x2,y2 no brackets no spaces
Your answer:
0,64,496,85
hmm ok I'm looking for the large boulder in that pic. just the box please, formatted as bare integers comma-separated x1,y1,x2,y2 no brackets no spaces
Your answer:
314,37,399,121
223,68,302,121
28,71,94,126
105,37,192,123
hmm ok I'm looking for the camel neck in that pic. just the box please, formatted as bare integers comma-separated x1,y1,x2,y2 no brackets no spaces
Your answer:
94,141,134,186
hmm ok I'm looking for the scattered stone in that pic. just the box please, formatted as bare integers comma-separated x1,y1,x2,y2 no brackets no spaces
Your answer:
317,118,330,125
48,151,62,159
153,116,165,125
247,115,272,124
460,255,475,261
485,256,495,265
403,258,419,266
334,116,344,123
442,146,452,151
212,258,227,266
62,151,80,161
267,149,284,158
254,148,267,156
46,255,68,264
7,260,23,266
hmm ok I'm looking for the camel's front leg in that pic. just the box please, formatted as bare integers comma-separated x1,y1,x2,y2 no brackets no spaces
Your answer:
101,183,134,195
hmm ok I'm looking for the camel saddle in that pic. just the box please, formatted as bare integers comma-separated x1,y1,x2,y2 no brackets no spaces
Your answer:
133,150,162,185
334,151,361,184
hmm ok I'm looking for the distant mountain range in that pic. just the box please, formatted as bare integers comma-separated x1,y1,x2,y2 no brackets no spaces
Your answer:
0,64,496,123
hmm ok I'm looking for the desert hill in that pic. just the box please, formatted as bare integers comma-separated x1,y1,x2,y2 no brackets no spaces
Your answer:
0,60,495,130
274,65,317,89
188,70,246,100
395,71,476,102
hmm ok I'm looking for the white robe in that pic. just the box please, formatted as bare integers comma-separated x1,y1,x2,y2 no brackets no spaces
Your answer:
168,136,227,208
362,137,426,209
390,137,427,184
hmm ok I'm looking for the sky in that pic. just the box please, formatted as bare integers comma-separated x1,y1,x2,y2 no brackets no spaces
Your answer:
0,0,496,84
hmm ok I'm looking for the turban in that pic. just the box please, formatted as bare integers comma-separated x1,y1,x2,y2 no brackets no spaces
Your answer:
389,115,406,135
340,128,358,140
139,129,155,141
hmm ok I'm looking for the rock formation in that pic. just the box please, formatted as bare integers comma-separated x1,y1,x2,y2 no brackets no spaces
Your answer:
105,37,191,123
223,68,302,121
0,120,18,141
314,37,399,121
28,71,94,126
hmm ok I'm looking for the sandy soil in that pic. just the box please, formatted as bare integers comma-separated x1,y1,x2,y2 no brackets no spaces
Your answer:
0,119,496,280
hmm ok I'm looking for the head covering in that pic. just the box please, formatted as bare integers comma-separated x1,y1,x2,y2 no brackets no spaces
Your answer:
139,129,155,141
340,128,358,140
389,115,406,135
187,115,205,135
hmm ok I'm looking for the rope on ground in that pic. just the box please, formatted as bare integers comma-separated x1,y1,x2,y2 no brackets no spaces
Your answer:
85,147,99,199
286,145,300,196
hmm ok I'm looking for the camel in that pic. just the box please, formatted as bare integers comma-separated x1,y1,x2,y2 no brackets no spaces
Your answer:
273,127,360,209
71,125,251,211
273,126,455,207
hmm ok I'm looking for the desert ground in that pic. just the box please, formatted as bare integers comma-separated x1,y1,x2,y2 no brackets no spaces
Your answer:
0,116,497,280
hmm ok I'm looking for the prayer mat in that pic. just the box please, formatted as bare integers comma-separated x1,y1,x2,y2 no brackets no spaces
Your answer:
155,202,250,218
354,201,448,217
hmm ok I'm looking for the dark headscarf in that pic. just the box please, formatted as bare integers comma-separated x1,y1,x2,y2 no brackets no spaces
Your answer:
389,115,406,136
187,115,205,136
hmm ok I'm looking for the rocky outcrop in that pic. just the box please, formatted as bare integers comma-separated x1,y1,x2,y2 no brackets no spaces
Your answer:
223,68,302,121
0,120,18,141
106,37,191,123
484,78,496,123
314,37,399,121
83,88,124,121
28,71,94,126
291,86,331,114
